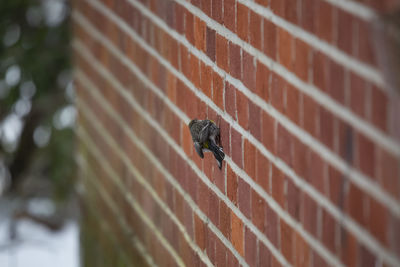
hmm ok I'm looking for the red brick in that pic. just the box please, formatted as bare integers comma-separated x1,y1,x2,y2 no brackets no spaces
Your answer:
227,164,238,205
256,151,270,192
286,84,300,125
186,11,195,44
180,45,190,78
191,0,201,8
286,179,300,221
236,91,249,129
359,245,377,267
197,181,209,215
284,0,299,24
378,148,400,199
220,118,230,156
322,209,336,254
190,55,200,88
249,11,262,50
328,165,346,206
295,233,311,267
256,61,270,101
251,190,265,232
175,4,185,34
200,62,212,98
280,220,294,264
265,204,279,246
229,42,242,79
294,39,310,82
357,19,377,66
316,1,333,43
238,178,251,219
356,133,376,178
350,73,367,118
312,51,330,92
216,34,229,72
328,60,345,104
212,73,224,110
270,0,284,17
302,94,318,137
224,0,236,32
225,82,237,119
389,216,400,257
271,165,285,207
319,107,334,150
262,111,275,152
206,229,216,263
231,128,243,168
340,228,358,267
270,73,285,112
245,227,257,266
263,19,277,60
227,252,239,267
278,28,293,70
194,214,206,250
194,17,206,51
211,0,223,24
215,152,226,183
258,242,272,267
209,191,220,226
346,183,368,227
249,101,261,141
231,211,244,256
301,194,318,237
236,3,249,41
244,140,256,179
201,0,211,16
301,0,316,33
369,197,388,245
277,124,293,166
309,151,326,194
219,201,231,239
206,27,216,62
312,251,329,267
216,239,227,266
337,9,353,55
371,87,388,132
242,51,256,92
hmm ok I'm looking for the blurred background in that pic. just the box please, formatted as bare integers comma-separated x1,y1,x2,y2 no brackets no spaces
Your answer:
0,0,78,266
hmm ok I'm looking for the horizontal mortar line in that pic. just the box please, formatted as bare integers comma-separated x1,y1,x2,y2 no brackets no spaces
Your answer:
75,62,341,267
76,126,214,267
76,175,157,267
73,39,400,267
73,7,400,220
172,0,384,88
75,70,289,267
320,0,376,21
122,0,399,158
76,129,186,267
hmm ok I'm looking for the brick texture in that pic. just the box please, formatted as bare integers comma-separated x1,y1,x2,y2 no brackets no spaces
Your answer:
73,0,400,266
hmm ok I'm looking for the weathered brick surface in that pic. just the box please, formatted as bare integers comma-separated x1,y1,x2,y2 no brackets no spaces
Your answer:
73,0,400,266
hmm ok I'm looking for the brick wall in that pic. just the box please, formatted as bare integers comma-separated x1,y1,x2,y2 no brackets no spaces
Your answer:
73,0,400,266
